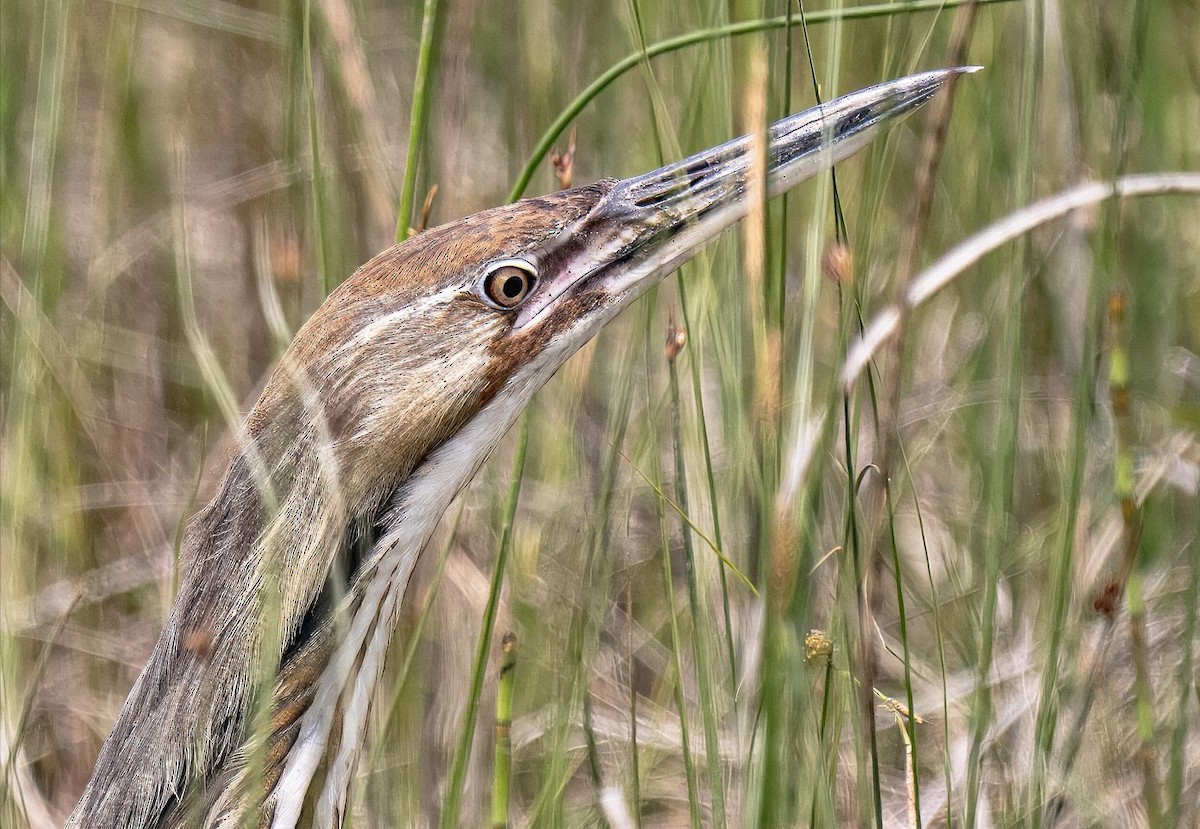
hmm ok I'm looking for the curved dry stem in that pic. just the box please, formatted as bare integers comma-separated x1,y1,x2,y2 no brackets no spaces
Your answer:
842,172,1200,387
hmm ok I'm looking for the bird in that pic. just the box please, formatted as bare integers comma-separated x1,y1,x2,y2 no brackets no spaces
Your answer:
67,67,971,829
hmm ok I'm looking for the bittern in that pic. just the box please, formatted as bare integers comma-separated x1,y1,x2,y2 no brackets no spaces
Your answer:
68,68,971,828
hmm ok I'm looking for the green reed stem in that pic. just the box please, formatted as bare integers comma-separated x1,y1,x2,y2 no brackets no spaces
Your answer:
899,441,955,820
966,0,1040,815
807,649,838,827
301,0,332,295
677,282,738,688
657,486,703,829
667,335,726,828
1030,0,1150,818
884,488,921,826
395,0,440,242
0,594,77,817
1111,287,1160,824
1165,507,1200,825
491,632,518,829
440,417,529,829
507,0,1016,203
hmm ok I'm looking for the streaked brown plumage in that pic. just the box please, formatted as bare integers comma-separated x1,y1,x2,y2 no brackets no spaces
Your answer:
67,69,973,829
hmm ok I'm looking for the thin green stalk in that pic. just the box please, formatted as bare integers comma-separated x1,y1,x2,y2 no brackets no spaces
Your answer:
757,621,786,828
847,447,882,829
1110,287,1159,824
20,0,69,268
1,21,73,818
1111,7,1159,824
657,482,703,829
172,166,242,435
667,334,727,828
586,354,640,818
1030,0,1151,818
1051,616,1117,828
967,3,1039,823
586,334,642,824
637,300,700,828
898,442,955,822
301,0,332,295
771,0,795,475
1165,516,1200,825
845,300,898,829
581,686,603,794
1126,570,1161,825
395,0,440,242
1026,140,1095,829
617,451,757,593
804,2,885,822
622,0,738,694
491,632,517,829
774,0,793,339
439,418,529,829
625,567,642,829
803,15,878,815
807,650,838,827
523,335,640,828
0,595,77,817
677,286,738,689
507,0,1018,203
616,24,653,814
884,490,920,826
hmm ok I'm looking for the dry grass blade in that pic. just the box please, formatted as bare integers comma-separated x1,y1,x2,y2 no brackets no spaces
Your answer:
844,173,1200,387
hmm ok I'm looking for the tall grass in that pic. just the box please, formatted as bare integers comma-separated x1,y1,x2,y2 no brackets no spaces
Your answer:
2,1,1199,827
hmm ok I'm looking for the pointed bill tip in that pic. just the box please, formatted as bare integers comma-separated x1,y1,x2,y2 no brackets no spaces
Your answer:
930,65,983,79
904,64,983,93
585,68,982,309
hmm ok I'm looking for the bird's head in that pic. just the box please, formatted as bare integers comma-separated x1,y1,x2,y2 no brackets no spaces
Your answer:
259,68,972,505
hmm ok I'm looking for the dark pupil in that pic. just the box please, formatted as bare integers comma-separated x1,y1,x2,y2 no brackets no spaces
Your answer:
501,274,525,299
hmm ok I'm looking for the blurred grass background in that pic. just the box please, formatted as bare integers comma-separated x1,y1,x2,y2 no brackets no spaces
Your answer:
2,0,1199,826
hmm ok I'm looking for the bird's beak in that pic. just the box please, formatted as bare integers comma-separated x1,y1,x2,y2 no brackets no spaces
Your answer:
513,66,978,331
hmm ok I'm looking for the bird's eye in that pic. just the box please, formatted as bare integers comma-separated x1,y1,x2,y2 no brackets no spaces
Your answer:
480,260,537,309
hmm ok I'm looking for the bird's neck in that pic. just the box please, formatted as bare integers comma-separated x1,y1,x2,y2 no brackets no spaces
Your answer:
70,346,553,829
267,361,547,828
